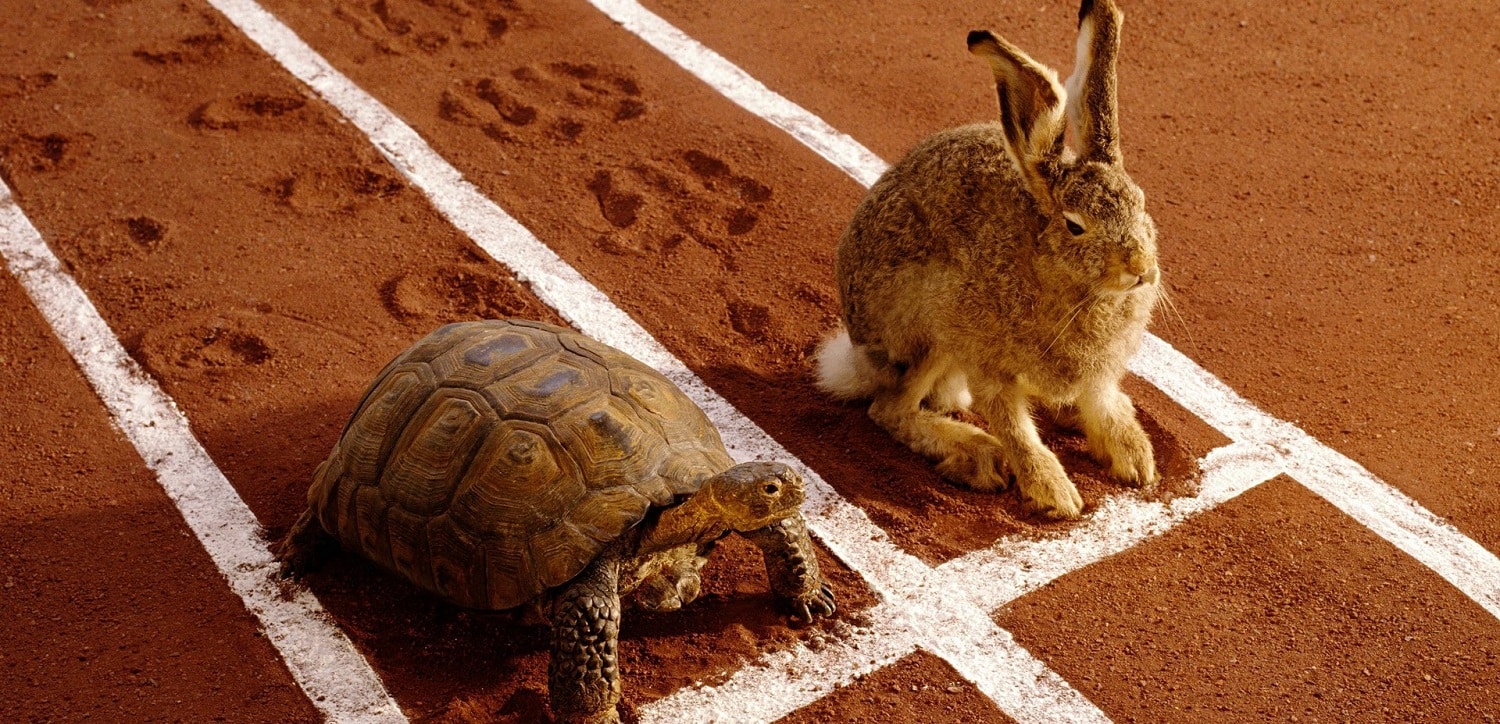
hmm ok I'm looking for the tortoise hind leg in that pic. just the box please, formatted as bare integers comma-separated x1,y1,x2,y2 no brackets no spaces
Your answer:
274,508,338,579
631,544,708,612
548,556,623,724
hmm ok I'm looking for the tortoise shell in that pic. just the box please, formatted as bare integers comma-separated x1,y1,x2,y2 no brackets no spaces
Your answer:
307,319,733,610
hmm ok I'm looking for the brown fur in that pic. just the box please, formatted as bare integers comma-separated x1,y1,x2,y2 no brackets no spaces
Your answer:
816,0,1159,519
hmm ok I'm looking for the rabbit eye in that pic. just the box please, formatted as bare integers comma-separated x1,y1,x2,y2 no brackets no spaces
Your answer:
1064,218,1086,236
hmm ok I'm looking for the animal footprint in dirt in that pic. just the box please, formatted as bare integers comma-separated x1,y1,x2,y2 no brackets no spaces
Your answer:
265,165,406,214
381,263,557,325
587,150,774,259
682,149,773,236
189,93,307,131
57,215,170,269
587,171,644,230
133,32,232,65
334,0,510,56
439,61,645,144
2,132,89,174
134,311,276,383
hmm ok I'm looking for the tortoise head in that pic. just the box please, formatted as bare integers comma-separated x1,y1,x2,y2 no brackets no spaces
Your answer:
702,461,806,533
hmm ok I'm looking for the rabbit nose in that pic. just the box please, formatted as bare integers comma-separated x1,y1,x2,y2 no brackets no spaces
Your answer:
1122,265,1158,290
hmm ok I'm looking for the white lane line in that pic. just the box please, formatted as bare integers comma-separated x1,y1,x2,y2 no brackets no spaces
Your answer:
584,3,887,188
0,183,405,722
647,442,1280,723
923,610,1108,723
649,609,916,722
943,441,1283,606
1132,337,1500,621
591,0,1500,620
202,0,1108,720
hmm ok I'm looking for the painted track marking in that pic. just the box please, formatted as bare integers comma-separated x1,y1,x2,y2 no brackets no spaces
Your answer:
47,0,1485,721
582,0,1500,717
650,441,1284,722
202,0,1109,719
0,182,405,723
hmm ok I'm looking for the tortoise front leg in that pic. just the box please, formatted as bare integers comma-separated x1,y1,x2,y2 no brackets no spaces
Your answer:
549,556,623,724
744,513,836,622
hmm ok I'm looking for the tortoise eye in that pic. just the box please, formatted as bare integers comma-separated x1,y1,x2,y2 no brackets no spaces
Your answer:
1064,218,1086,236
763,483,781,495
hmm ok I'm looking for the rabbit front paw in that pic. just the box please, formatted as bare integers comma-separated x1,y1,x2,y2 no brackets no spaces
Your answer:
936,444,1010,492
1096,424,1159,489
1015,459,1083,519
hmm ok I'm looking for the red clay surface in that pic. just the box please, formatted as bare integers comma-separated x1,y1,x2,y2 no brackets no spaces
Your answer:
2,0,1497,721
0,271,317,722
999,477,1500,721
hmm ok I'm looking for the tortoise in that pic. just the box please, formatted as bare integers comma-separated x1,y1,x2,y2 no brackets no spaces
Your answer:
276,319,836,724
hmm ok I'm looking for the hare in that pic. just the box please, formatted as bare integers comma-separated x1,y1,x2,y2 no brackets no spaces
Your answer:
816,0,1160,519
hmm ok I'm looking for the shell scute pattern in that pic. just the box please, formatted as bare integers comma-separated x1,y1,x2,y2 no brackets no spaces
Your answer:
565,486,654,545
336,363,437,491
658,454,726,498
397,322,482,364
529,522,598,590
379,388,495,516
387,505,435,593
332,464,360,546
310,319,734,610
428,324,560,390
428,514,487,607
625,469,675,508
557,329,615,368
331,322,468,439
606,367,671,443
449,420,585,538
608,366,728,467
552,399,664,490
309,455,347,540
354,486,391,567
485,534,542,609
479,349,609,424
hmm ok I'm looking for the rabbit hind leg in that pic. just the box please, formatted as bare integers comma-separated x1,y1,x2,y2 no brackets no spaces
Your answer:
925,368,972,413
867,354,1008,491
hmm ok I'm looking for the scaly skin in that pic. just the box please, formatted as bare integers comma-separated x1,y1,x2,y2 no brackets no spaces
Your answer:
638,463,837,621
625,543,709,612
549,557,623,724
745,513,836,622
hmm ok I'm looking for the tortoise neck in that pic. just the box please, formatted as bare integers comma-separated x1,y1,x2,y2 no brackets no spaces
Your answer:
640,488,729,553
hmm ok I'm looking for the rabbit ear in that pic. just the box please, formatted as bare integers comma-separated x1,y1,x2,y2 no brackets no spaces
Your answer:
967,30,1067,198
1064,0,1124,164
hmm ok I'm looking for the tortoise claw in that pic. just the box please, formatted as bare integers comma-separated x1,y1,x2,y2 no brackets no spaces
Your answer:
789,583,837,624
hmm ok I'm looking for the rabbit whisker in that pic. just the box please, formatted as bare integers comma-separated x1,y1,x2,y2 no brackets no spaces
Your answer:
1155,284,1199,355
1042,284,1103,355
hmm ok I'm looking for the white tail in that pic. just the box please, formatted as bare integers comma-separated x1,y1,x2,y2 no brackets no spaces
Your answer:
814,329,881,400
